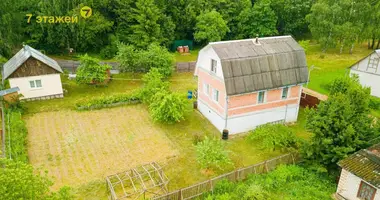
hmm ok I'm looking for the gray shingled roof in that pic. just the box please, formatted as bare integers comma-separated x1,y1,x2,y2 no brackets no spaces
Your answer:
3,45,63,79
210,36,308,96
338,143,380,188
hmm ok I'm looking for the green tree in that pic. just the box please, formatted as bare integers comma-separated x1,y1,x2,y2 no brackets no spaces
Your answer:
149,91,188,123
195,136,232,170
303,76,379,169
236,0,278,39
0,158,73,200
194,10,229,44
139,68,169,103
76,54,111,85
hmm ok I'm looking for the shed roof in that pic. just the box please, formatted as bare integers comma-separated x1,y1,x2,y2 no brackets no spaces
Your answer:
3,45,63,79
338,143,380,188
209,36,308,96
0,87,19,97
349,50,380,75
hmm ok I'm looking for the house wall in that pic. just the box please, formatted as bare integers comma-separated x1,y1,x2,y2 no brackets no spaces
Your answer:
337,169,380,200
225,85,302,134
9,74,63,99
350,69,380,97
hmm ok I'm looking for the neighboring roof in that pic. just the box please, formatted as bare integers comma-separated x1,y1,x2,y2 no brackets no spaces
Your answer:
338,143,380,188
0,87,19,97
3,45,63,79
349,49,380,75
209,36,308,96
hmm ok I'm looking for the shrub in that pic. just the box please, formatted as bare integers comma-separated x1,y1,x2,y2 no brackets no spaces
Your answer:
149,91,188,123
0,158,74,200
5,110,28,163
369,96,380,110
140,68,169,104
246,124,299,152
75,92,141,110
195,136,233,170
76,54,112,85
298,40,310,53
100,45,118,59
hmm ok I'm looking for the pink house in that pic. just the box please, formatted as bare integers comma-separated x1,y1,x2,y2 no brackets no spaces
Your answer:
194,36,309,134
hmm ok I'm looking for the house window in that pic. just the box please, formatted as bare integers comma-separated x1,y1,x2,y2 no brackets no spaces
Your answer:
212,88,219,102
357,181,376,200
211,59,217,73
258,91,265,104
282,87,289,99
203,83,209,95
29,80,42,88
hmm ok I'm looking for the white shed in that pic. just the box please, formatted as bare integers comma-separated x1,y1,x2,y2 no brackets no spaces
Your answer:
3,45,64,100
349,50,380,97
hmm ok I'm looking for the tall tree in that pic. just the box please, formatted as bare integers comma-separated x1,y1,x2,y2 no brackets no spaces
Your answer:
236,0,278,39
194,10,229,44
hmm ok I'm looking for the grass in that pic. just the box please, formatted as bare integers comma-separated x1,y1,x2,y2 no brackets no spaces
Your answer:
174,49,200,62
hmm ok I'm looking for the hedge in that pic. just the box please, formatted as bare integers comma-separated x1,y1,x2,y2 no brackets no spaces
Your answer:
75,92,141,110
5,110,28,163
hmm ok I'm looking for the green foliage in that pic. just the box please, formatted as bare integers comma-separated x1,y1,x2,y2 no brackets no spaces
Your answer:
303,76,379,169
149,91,187,123
195,136,233,170
0,158,74,200
5,110,28,163
75,54,112,85
369,96,380,110
298,40,310,53
100,35,119,59
117,44,174,77
75,92,141,110
206,165,335,200
140,68,170,104
236,0,278,39
247,124,299,152
194,10,229,44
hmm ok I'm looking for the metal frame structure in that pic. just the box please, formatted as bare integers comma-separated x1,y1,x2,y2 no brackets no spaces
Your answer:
106,162,169,200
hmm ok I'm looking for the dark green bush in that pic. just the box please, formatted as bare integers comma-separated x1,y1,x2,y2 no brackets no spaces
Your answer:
369,96,380,110
75,92,141,110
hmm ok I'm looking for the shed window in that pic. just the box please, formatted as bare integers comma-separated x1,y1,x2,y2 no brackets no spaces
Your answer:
212,88,219,102
282,87,289,99
357,181,376,200
29,80,42,88
258,91,265,104
211,59,217,73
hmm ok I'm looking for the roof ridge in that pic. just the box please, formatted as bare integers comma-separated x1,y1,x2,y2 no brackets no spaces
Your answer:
209,35,292,45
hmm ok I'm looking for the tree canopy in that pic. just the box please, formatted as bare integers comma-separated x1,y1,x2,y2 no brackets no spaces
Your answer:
194,10,229,44
76,54,111,85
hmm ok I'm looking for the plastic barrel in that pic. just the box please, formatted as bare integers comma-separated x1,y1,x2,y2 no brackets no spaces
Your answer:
222,129,229,140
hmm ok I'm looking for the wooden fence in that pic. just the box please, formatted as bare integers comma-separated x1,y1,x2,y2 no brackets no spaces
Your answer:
151,153,298,200
176,62,196,73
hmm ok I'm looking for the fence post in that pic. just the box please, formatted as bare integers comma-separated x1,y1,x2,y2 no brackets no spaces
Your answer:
264,161,268,172
178,189,182,200
234,170,239,181
290,153,295,164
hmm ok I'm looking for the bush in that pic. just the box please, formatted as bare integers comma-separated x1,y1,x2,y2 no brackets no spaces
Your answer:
195,136,233,170
5,110,28,163
246,124,299,152
75,92,141,110
369,96,380,110
140,68,169,104
76,54,112,85
149,91,187,123
100,45,118,59
298,40,310,53
0,158,74,200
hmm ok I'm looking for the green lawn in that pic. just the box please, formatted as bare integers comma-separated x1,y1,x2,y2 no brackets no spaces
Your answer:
174,49,200,62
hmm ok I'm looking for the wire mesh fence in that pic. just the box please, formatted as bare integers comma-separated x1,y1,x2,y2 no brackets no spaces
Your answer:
151,153,298,200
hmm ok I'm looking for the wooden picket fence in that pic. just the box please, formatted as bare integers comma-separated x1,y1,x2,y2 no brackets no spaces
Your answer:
151,153,299,200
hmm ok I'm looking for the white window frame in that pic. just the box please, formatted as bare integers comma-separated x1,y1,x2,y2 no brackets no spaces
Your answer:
357,181,376,200
212,88,219,102
281,87,289,100
211,59,217,73
29,79,42,89
203,83,209,96
257,90,266,104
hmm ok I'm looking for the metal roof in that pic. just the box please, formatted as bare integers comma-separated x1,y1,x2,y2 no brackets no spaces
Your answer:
338,143,380,188
0,87,19,97
3,45,63,79
209,36,308,96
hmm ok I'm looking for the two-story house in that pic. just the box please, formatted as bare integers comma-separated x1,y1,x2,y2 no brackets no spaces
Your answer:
194,36,309,134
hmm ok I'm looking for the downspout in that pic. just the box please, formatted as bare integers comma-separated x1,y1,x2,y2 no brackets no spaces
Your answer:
224,95,229,130
1,63,5,158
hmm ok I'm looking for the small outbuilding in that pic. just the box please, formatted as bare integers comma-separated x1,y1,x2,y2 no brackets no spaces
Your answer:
3,45,64,100
336,143,380,200
349,50,380,97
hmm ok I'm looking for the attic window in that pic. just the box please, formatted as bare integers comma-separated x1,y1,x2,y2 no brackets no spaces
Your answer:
211,59,217,73
357,181,376,200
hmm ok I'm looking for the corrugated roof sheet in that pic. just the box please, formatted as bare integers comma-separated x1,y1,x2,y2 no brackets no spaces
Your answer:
3,45,63,79
338,143,380,188
0,87,19,96
210,36,308,96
